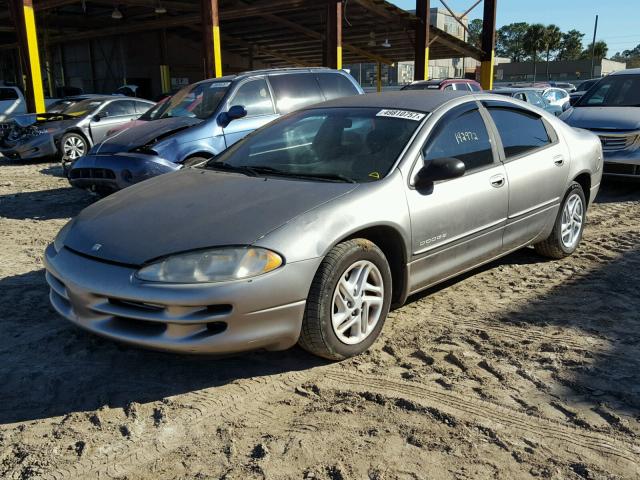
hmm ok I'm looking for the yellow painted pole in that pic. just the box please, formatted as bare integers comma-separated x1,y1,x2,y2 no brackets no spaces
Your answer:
480,49,495,90
160,65,171,93
21,1,45,112
424,46,430,80
377,62,382,92
213,24,222,77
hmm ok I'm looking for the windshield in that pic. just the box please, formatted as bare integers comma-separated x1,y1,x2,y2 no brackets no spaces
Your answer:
150,80,230,120
577,75,640,107
62,99,103,117
139,98,169,121
205,107,424,183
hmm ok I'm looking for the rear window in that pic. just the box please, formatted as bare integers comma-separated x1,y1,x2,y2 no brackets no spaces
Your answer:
0,88,19,101
316,73,359,100
487,107,551,158
268,73,324,114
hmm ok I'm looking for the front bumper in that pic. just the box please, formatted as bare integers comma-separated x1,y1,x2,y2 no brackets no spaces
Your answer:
44,244,320,354
0,134,57,161
68,153,181,193
601,152,640,179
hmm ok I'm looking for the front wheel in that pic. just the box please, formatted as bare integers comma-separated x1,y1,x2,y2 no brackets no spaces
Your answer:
535,181,586,259
59,132,88,164
299,239,392,360
182,156,210,168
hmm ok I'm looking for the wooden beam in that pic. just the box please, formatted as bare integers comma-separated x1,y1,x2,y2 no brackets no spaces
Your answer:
414,0,429,81
480,0,497,89
324,0,341,69
201,0,222,77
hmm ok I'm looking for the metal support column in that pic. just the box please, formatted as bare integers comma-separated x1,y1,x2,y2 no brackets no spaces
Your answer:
480,0,497,90
159,30,171,93
325,1,342,69
414,0,430,81
9,0,45,112
201,0,222,78
377,62,382,92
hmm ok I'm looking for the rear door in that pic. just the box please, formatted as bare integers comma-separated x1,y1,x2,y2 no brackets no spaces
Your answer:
405,102,509,292
482,100,570,249
221,76,278,148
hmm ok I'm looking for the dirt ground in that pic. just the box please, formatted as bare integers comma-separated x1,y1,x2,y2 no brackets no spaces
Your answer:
1,158,639,480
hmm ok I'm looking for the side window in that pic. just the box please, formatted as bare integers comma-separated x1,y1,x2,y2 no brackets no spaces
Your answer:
0,88,19,100
101,100,135,117
424,108,494,173
268,73,324,114
443,84,454,91
487,107,551,158
228,78,274,116
316,73,359,100
454,83,471,91
469,83,482,92
514,93,526,101
134,101,152,114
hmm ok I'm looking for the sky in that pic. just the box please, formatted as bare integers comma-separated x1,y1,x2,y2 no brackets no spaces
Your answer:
388,0,640,55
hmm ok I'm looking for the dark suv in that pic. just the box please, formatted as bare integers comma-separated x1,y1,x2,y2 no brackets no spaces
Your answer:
68,68,363,194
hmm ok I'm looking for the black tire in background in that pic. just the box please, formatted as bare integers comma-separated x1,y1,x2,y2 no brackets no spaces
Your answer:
535,181,587,259
299,239,392,360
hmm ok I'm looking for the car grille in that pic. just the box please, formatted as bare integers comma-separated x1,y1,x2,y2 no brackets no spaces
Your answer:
69,168,116,180
603,163,640,176
45,270,231,337
597,133,639,152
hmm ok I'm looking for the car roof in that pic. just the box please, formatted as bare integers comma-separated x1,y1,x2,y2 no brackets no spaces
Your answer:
191,67,339,86
308,90,472,113
611,68,640,76
489,88,539,94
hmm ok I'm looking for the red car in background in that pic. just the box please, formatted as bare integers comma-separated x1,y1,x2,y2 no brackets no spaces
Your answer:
401,78,482,92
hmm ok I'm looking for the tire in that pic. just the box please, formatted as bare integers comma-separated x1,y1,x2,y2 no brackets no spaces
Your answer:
59,132,88,164
299,239,392,360
535,181,586,259
182,156,210,168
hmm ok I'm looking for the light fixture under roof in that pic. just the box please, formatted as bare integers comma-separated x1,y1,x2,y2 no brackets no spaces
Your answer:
155,2,167,14
111,6,123,19
381,38,391,48
367,31,376,47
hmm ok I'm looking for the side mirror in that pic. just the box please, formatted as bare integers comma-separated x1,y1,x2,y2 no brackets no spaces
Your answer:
414,157,466,189
92,112,106,122
217,105,247,128
562,102,571,112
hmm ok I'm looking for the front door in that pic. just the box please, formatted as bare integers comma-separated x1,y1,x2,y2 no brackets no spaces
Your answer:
483,101,570,249
89,100,138,143
221,77,278,148
406,103,509,293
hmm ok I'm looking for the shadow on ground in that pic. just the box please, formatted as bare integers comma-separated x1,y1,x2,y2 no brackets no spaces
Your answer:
0,269,326,425
0,187,93,220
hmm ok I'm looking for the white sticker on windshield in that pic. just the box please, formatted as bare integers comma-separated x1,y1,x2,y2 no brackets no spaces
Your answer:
210,82,231,88
376,109,425,121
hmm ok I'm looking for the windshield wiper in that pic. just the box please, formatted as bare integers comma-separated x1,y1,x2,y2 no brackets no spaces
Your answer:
289,172,356,183
205,163,356,183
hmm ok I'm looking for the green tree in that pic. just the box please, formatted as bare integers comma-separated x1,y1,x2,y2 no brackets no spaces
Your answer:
582,40,609,60
557,29,585,60
467,18,483,47
523,23,546,81
543,24,562,79
612,44,640,68
496,22,529,62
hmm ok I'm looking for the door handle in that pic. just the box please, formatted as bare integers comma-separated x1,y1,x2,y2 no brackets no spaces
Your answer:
490,174,505,188
553,155,565,166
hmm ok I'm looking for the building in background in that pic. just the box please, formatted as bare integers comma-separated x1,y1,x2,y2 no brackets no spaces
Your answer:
346,7,477,89
495,58,626,83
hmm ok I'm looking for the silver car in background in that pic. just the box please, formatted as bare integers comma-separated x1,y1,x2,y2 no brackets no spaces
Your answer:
561,68,640,180
45,91,602,360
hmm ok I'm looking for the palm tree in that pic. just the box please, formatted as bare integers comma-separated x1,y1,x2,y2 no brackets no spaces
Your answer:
523,24,546,82
544,24,562,80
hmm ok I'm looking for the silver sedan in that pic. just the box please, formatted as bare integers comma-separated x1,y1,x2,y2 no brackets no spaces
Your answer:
45,91,603,359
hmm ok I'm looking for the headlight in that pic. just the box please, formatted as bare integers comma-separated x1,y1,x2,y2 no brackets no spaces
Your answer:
135,247,283,283
53,220,74,253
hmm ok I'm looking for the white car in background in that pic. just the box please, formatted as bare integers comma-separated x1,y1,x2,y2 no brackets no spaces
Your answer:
0,86,26,121
541,87,570,109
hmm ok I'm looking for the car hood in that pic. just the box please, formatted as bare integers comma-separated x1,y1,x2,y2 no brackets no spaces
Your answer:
563,107,640,131
93,116,202,154
2,112,76,129
64,168,357,265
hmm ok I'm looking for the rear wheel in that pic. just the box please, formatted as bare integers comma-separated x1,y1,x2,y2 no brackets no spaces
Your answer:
60,132,88,165
535,181,586,259
299,239,392,360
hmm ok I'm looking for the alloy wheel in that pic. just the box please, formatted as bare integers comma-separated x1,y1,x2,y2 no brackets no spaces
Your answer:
331,260,384,345
63,136,86,160
560,192,584,249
